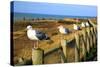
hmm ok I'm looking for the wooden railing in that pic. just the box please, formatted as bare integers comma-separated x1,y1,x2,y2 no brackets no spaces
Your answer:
31,26,97,65
15,19,97,65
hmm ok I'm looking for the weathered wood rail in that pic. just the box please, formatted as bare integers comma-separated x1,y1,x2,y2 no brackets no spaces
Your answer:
30,26,97,65
15,20,97,65
15,27,97,65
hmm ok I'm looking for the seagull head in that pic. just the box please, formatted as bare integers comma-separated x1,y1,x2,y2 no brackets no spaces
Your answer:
73,24,76,26
85,22,90,27
57,25,63,29
73,24,80,30
73,24,77,27
81,22,86,27
27,25,32,30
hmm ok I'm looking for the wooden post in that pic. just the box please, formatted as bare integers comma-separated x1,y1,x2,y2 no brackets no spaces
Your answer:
82,29,88,52
58,49,67,63
93,27,97,38
94,27,97,45
86,36,90,54
88,28,92,48
86,28,91,53
61,39,67,59
80,35,86,61
82,29,86,42
93,27,96,47
75,34,80,62
90,27,94,48
75,45,80,62
92,27,96,47
60,55,65,63
32,48,44,65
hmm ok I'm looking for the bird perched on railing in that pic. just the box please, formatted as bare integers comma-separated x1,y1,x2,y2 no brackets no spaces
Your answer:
57,25,70,40
81,22,86,28
73,24,80,30
85,22,90,27
26,25,50,49
57,25,70,34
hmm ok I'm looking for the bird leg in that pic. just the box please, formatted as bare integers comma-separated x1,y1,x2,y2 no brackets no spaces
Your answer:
60,34,63,40
33,41,36,49
33,40,37,49
31,41,36,49
34,40,39,49
60,34,62,41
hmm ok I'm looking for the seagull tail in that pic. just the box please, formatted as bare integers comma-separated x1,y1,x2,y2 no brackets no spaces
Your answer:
46,36,50,40
45,35,50,40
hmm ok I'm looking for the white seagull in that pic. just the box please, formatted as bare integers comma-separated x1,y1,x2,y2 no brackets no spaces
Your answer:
57,25,70,41
27,25,49,49
57,25,70,34
81,22,86,27
85,22,90,27
73,24,80,30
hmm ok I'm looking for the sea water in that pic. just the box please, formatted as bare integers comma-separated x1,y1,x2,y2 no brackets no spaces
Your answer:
13,12,96,21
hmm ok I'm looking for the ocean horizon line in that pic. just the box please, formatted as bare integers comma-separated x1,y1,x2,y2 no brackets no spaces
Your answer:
13,12,97,21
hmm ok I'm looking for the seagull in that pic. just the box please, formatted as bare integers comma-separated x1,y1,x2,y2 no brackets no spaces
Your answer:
81,22,86,27
57,25,70,40
73,24,80,30
57,25,70,34
85,22,90,27
26,25,50,49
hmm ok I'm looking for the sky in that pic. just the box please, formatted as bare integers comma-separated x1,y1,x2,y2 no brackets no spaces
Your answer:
11,1,97,17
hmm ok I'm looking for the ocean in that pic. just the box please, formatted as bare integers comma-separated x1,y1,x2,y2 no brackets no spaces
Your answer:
13,12,96,21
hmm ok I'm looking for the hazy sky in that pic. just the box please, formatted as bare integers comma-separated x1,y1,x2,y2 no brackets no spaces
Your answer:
11,1,97,17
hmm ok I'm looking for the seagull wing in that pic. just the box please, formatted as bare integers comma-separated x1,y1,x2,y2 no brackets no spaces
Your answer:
65,28,69,33
35,31,49,40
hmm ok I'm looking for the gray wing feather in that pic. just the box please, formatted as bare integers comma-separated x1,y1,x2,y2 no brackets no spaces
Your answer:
36,31,48,40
